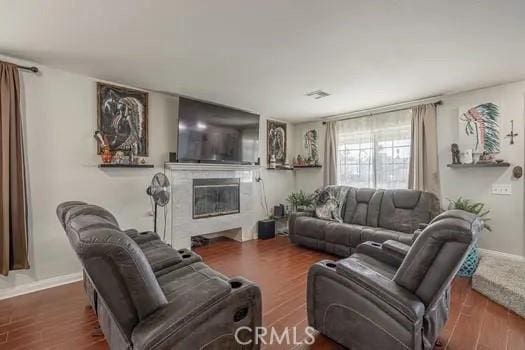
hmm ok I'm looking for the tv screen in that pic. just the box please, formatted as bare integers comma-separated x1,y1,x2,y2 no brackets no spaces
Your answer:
177,97,260,164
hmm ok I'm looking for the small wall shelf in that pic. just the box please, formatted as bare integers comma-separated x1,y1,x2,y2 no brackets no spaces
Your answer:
266,165,322,171
99,163,154,168
293,165,322,169
446,162,510,168
266,167,293,171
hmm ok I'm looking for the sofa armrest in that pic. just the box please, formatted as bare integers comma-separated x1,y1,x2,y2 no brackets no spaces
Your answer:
335,257,424,322
132,276,261,349
124,229,161,244
412,229,422,244
288,211,314,238
355,241,405,268
383,240,410,256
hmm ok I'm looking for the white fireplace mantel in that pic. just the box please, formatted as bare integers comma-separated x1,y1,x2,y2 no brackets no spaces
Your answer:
164,162,261,249
165,162,260,172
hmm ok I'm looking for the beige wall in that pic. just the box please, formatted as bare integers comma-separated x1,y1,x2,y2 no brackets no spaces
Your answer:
3,51,523,296
0,55,292,293
292,81,525,258
0,54,180,292
438,81,525,257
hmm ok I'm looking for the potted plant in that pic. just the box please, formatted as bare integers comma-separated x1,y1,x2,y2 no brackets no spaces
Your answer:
286,190,314,212
447,197,491,277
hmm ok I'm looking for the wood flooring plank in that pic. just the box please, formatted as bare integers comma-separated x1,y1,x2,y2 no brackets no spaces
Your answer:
446,289,488,350
0,236,522,350
506,311,525,350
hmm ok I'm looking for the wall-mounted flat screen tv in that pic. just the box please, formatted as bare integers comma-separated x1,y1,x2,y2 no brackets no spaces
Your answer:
177,97,260,164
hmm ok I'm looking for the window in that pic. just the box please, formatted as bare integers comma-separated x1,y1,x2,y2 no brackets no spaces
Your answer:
336,109,412,189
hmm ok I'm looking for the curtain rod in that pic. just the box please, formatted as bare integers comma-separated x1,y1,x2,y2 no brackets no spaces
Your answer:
17,64,39,73
321,97,442,125
0,60,39,73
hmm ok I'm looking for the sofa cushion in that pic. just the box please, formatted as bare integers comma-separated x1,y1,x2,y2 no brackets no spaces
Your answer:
379,190,438,234
139,240,183,273
324,222,363,248
343,188,384,226
157,262,229,300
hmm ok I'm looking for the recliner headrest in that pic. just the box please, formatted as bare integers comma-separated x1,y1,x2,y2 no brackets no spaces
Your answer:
68,214,119,233
56,201,87,227
355,188,375,203
64,204,119,228
392,190,421,209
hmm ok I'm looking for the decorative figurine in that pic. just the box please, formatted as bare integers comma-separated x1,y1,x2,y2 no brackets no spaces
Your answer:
462,149,473,164
94,130,113,164
451,143,461,164
269,154,277,169
113,151,125,164
101,146,113,164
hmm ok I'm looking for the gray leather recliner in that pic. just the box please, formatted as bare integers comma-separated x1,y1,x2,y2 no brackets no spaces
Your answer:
307,210,481,350
57,202,262,350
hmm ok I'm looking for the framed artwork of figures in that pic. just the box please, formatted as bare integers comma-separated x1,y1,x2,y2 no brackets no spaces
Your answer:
97,82,149,156
267,120,287,166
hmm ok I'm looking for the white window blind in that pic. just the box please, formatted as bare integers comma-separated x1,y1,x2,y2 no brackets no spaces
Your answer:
336,109,412,189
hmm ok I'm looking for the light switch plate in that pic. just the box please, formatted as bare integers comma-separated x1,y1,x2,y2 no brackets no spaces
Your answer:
491,184,512,195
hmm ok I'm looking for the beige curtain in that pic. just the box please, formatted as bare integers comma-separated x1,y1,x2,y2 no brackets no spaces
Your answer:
323,121,337,186
409,103,440,196
0,61,29,275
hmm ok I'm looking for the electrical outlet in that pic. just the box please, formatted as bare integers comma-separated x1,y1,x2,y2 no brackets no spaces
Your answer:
491,184,512,195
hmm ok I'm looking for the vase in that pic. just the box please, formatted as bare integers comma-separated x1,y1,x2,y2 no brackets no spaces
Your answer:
457,244,480,278
101,147,113,164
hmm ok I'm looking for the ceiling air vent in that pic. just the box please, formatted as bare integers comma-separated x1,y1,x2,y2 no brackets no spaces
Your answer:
305,90,330,99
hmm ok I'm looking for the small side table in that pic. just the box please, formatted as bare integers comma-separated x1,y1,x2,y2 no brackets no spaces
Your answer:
272,215,289,235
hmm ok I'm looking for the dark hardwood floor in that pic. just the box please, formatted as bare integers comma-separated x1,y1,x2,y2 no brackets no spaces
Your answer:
0,236,523,349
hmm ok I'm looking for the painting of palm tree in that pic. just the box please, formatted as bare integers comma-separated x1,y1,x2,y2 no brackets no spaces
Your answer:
459,103,500,153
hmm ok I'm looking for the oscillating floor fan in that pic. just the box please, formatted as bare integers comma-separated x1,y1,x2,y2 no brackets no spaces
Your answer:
146,172,170,233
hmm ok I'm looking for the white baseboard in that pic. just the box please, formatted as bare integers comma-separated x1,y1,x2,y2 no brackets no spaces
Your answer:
0,271,83,301
478,248,525,261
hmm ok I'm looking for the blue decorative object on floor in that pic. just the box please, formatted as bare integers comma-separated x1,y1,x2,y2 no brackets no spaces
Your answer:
458,244,480,277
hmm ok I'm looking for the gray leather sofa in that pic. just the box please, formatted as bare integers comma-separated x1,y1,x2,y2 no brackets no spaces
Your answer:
289,187,440,256
57,202,262,350
307,210,481,350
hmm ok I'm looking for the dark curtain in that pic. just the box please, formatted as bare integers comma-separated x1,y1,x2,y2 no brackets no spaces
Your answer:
0,61,29,275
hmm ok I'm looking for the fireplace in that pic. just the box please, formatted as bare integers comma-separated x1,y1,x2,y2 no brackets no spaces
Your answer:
193,178,240,219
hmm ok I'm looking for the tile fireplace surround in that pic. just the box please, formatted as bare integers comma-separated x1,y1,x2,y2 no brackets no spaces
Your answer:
165,162,260,249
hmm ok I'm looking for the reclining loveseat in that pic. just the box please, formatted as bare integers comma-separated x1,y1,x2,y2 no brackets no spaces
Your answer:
289,187,440,256
57,201,262,350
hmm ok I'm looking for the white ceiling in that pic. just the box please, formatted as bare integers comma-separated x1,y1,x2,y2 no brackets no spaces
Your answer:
1,0,525,122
